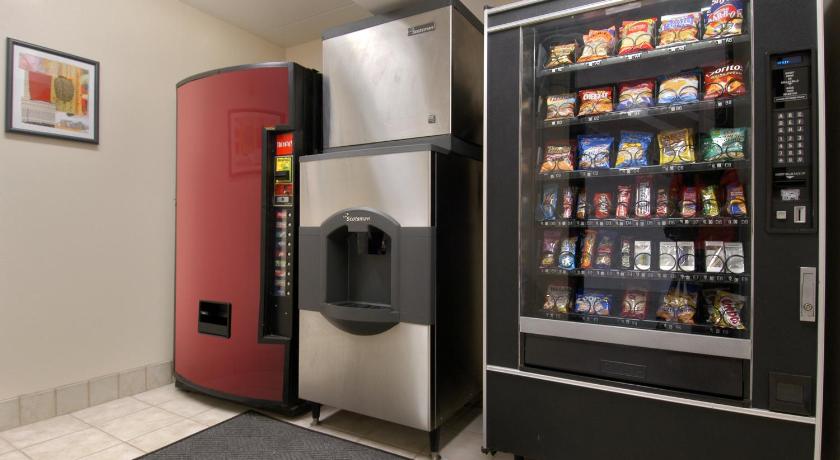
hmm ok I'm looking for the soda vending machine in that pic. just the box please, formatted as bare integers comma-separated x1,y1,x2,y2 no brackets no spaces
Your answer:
484,1,826,458
175,62,319,412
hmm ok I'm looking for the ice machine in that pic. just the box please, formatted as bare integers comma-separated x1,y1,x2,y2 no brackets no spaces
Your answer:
298,0,484,454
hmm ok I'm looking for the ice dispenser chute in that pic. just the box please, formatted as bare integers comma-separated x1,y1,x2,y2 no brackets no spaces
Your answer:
321,208,401,335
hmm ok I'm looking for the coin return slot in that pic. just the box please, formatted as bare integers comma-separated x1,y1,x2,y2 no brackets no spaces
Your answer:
794,206,807,224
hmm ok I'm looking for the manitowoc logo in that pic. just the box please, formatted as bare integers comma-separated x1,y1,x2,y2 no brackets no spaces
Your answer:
343,212,371,223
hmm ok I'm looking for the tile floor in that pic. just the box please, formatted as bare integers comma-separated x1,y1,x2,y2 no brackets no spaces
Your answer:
0,383,511,460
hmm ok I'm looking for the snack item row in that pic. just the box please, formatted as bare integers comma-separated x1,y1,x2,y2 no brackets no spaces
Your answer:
538,127,747,173
539,229,745,274
539,173,748,221
544,63,745,121
541,285,747,330
543,0,744,68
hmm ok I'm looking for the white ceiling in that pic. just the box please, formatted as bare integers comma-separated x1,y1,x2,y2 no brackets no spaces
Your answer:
181,0,514,47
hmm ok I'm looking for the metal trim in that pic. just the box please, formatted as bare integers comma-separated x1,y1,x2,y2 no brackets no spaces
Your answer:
486,365,817,425
747,0,756,404
486,0,546,15
481,6,489,450
487,0,632,33
520,316,752,360
815,1,827,458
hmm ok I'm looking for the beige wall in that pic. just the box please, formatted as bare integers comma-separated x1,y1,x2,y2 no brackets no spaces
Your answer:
0,0,284,401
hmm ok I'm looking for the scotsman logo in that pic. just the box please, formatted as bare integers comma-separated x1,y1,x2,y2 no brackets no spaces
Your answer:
343,212,371,223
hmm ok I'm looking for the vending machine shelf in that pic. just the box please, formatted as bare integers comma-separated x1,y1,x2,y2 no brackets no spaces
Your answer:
537,34,750,78
538,158,749,180
541,97,744,129
538,217,750,228
538,267,749,284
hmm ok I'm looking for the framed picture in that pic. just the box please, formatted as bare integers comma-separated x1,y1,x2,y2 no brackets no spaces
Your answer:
5,38,99,144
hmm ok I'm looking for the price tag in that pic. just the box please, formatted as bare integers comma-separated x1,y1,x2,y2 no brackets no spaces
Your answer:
670,105,684,112
625,53,642,61
587,60,602,67
588,115,600,122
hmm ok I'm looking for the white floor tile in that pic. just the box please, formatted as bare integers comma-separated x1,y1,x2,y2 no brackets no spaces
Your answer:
464,414,482,434
363,419,428,454
97,407,182,442
0,451,28,460
439,431,494,460
72,397,150,427
132,384,182,406
307,423,361,443
189,406,243,426
318,410,379,438
157,395,217,418
127,419,205,453
22,427,121,460
356,438,419,458
79,442,143,460
0,438,12,455
0,415,89,449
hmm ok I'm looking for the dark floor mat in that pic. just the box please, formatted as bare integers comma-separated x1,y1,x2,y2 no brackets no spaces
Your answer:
140,410,410,460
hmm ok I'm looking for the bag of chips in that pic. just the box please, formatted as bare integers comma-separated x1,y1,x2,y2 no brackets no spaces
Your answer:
560,187,576,219
540,232,562,268
708,290,747,330
594,232,615,268
620,236,634,269
546,94,576,120
539,183,558,221
575,290,612,316
703,0,744,39
593,192,613,219
700,128,747,161
559,237,578,270
544,42,577,68
680,186,698,218
616,185,633,219
635,176,653,218
579,27,616,62
658,12,701,47
616,80,655,111
580,230,597,269
701,185,721,217
658,73,700,105
725,182,748,217
658,128,695,164
540,143,576,173
578,135,613,169
657,287,698,324
544,284,573,313
615,131,653,168
576,189,588,219
578,87,614,116
621,290,648,319
618,18,656,55
704,62,746,100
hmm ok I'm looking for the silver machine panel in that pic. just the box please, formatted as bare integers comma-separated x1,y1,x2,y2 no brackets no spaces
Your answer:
322,5,483,148
298,310,432,431
300,150,432,227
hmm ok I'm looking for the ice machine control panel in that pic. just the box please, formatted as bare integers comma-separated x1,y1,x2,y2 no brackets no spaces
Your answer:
769,51,815,232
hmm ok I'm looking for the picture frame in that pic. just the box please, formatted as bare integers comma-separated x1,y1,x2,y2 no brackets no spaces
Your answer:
5,38,99,144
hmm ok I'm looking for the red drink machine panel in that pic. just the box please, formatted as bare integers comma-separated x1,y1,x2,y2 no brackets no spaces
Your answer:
175,63,319,411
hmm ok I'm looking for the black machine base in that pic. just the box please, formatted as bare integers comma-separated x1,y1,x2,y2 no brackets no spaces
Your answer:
486,370,815,460
174,374,310,417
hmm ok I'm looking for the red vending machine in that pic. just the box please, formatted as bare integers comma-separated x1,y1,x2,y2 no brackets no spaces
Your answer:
175,62,319,412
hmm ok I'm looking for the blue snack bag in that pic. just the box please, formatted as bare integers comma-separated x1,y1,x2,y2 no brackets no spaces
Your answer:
615,131,653,168
577,135,614,170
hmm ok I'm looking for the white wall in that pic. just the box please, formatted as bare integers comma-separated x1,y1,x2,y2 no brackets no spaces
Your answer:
0,0,284,401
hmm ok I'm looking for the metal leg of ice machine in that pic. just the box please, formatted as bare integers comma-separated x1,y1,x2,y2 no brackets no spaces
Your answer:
298,146,482,454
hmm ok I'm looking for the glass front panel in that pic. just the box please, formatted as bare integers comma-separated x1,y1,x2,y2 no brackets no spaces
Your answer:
519,0,752,348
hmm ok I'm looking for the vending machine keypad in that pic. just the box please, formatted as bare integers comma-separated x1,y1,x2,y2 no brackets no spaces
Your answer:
769,52,815,232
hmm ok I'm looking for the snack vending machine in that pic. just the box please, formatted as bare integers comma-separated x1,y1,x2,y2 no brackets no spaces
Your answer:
484,0,825,458
175,62,319,412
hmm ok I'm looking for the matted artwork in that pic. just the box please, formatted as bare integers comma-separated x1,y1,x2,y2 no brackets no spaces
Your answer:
5,38,99,143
